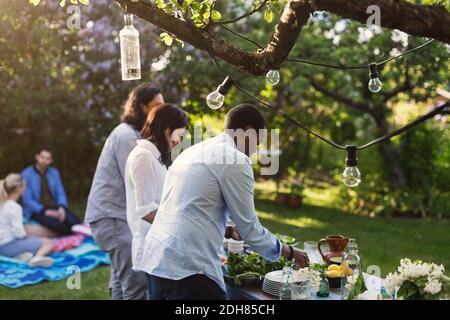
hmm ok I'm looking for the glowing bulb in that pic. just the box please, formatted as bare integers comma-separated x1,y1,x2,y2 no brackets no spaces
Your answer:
206,90,225,109
368,63,381,93
342,145,361,188
120,13,141,81
206,76,234,110
266,69,280,86
342,166,361,188
368,78,382,93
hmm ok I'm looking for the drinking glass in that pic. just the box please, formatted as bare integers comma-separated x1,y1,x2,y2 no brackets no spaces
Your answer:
291,281,313,300
303,241,324,264
225,220,235,239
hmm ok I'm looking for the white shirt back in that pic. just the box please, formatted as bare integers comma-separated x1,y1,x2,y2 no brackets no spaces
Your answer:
125,139,167,271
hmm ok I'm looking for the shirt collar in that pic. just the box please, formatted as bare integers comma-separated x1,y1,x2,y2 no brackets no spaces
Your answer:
220,131,237,149
136,139,162,161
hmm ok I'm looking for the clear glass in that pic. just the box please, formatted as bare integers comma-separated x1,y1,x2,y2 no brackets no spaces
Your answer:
340,239,361,299
266,69,280,86
206,90,224,109
291,281,313,300
120,14,141,81
368,77,382,93
279,267,293,300
342,166,361,187
304,241,323,264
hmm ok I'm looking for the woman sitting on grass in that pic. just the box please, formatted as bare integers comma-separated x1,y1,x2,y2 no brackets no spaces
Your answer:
0,173,54,267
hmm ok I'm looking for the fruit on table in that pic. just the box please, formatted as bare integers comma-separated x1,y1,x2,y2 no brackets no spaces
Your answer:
326,270,342,278
327,264,341,272
341,263,353,276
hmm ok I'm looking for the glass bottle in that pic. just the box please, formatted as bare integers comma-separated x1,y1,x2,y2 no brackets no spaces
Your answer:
279,267,293,300
120,13,141,81
316,272,330,298
377,287,393,300
340,238,361,299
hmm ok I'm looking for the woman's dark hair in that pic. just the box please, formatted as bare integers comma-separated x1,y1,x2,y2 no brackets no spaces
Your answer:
141,103,188,166
121,83,162,131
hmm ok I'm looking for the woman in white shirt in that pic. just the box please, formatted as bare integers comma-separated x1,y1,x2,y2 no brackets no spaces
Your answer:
125,103,187,296
0,173,54,267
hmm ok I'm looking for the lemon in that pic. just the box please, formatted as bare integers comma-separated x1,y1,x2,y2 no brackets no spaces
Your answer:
326,270,342,278
327,264,341,272
342,264,353,276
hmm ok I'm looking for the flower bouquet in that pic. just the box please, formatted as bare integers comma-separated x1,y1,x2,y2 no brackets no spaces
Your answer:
385,258,450,300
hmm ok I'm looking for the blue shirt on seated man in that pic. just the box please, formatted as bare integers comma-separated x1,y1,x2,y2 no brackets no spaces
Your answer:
21,148,81,236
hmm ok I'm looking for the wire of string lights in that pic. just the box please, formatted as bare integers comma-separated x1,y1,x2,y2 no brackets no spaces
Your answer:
206,50,449,187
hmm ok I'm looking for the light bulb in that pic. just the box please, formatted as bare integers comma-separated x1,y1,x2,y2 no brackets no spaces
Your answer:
206,76,234,109
342,166,361,188
120,13,141,81
368,78,382,93
206,90,225,109
368,63,381,93
342,145,361,187
266,69,280,86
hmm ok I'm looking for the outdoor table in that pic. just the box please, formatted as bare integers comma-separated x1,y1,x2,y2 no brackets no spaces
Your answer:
225,273,383,300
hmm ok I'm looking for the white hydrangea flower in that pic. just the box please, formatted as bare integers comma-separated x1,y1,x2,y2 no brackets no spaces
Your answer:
345,274,359,290
424,279,442,295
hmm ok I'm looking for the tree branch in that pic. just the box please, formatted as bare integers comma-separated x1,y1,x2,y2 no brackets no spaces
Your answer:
214,0,270,25
114,0,450,75
312,0,450,43
310,79,370,113
383,70,413,102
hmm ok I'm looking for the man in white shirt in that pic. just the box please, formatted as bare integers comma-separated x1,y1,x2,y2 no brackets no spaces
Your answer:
141,104,309,300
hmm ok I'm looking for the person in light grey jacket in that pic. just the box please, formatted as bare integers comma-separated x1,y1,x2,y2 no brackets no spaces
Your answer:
85,84,164,300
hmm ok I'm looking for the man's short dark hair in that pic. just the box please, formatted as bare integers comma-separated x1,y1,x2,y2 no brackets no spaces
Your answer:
36,147,53,155
225,104,266,131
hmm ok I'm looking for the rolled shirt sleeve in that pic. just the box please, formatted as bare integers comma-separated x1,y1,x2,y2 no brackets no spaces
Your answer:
219,159,282,262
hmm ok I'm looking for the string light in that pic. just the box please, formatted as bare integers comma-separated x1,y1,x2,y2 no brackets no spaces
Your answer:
368,63,382,93
266,70,280,86
206,76,234,109
208,51,449,188
342,146,361,188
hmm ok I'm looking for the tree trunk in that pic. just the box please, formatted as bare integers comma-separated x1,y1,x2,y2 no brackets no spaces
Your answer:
371,111,406,188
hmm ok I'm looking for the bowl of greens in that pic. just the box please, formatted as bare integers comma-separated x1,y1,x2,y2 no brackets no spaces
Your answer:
224,252,293,286
275,233,298,246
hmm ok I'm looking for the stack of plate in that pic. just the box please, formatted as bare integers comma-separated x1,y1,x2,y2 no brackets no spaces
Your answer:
262,270,297,298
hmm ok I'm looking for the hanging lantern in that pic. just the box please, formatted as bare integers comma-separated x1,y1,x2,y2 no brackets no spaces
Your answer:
120,13,141,81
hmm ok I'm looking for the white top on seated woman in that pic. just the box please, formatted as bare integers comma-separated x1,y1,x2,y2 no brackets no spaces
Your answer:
0,173,55,267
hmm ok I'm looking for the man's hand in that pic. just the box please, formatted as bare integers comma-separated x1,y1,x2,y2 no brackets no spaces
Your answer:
45,209,59,218
58,207,66,222
281,244,310,268
292,248,309,268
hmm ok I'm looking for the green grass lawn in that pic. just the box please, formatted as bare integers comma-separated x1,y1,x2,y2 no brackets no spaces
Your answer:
1,181,448,299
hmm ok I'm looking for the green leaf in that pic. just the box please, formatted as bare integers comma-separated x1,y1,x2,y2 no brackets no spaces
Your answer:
347,273,367,300
79,0,89,5
210,10,222,22
160,32,174,46
155,0,167,9
29,0,40,6
264,8,273,23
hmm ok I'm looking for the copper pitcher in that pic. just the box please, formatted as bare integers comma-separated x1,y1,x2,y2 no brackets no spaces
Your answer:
317,235,349,263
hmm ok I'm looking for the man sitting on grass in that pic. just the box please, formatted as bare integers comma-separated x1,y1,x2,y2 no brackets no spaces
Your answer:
21,148,85,236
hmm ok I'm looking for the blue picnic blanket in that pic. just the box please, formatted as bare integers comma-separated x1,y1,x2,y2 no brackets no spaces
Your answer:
0,237,110,288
